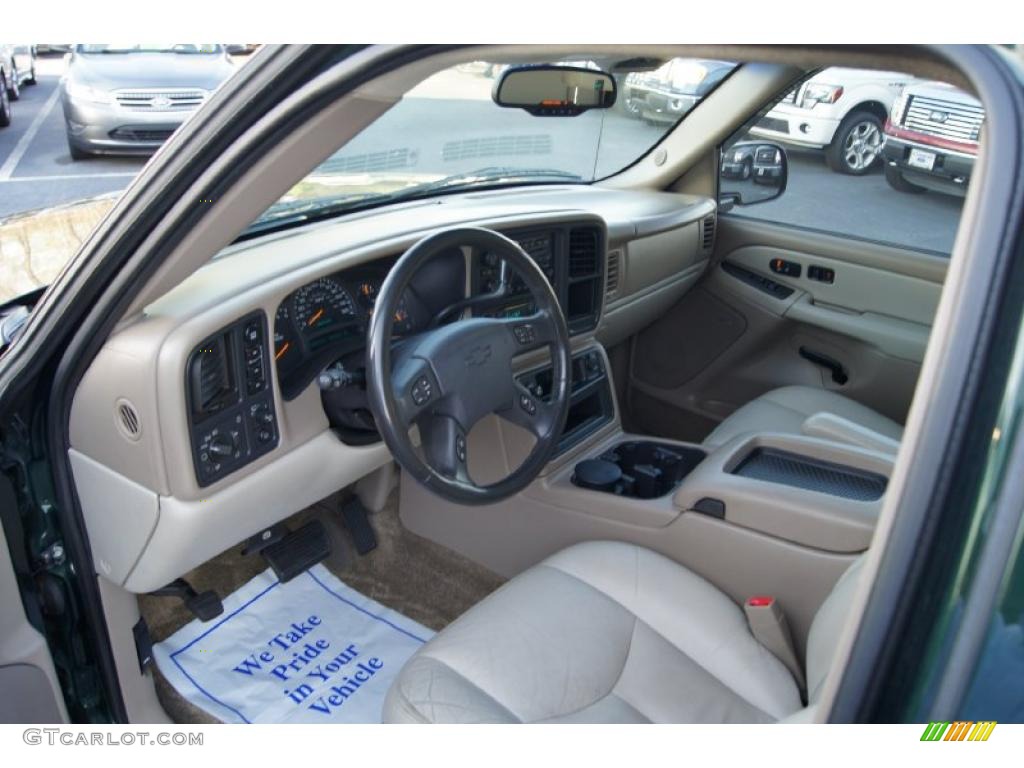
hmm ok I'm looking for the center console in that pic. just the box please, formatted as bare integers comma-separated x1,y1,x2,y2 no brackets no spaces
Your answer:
553,411,894,553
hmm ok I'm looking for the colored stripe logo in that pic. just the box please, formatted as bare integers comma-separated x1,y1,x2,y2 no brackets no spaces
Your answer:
920,721,997,741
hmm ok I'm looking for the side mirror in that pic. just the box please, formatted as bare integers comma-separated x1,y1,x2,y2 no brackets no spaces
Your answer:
493,65,617,116
719,142,788,209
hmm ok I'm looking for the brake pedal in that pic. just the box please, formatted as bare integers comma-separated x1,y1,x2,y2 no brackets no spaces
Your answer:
340,497,378,555
150,578,224,622
261,520,332,583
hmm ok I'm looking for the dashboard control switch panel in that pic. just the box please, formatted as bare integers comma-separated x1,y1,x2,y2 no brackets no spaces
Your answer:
186,311,280,487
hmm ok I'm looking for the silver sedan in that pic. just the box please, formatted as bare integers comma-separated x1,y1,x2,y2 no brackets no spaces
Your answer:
60,44,236,159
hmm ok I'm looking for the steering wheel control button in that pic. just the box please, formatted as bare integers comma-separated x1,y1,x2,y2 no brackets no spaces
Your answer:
513,323,537,345
519,393,537,416
411,375,433,406
456,435,467,463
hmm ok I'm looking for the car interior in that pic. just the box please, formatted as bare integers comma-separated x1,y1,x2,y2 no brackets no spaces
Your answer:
55,45,978,723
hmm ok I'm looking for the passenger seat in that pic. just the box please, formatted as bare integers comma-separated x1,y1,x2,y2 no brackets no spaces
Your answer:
702,386,904,451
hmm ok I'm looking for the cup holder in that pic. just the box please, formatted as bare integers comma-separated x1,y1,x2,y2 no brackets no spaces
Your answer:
572,440,706,499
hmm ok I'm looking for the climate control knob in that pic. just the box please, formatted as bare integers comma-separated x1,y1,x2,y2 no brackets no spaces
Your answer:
208,433,236,458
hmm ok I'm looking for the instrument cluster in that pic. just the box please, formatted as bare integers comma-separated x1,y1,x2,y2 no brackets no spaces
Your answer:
271,253,462,402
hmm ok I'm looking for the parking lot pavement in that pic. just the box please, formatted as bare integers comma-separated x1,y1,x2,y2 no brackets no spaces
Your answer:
0,59,964,256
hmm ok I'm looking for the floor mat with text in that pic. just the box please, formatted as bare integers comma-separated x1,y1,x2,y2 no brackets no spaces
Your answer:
152,564,433,723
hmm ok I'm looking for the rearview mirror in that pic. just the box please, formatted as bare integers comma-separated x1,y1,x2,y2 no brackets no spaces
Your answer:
493,65,617,116
719,142,788,209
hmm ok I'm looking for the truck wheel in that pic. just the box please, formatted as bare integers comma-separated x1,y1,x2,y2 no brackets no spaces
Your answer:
0,75,10,127
884,164,927,194
826,110,883,175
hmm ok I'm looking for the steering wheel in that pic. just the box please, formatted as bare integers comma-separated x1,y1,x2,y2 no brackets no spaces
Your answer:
366,227,571,505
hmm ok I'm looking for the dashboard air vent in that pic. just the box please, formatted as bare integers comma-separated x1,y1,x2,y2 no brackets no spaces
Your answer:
115,399,142,441
606,249,621,298
189,335,236,419
568,228,600,278
701,214,716,252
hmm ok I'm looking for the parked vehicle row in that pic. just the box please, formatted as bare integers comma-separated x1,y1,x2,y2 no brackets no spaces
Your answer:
11,45,988,199
0,44,38,127
627,60,985,197
748,67,916,175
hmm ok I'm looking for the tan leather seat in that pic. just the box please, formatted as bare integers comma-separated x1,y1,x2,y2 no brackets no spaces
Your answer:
383,540,865,723
702,385,904,449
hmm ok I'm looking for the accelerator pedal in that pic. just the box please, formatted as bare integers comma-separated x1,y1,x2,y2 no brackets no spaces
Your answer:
261,520,331,583
340,497,378,555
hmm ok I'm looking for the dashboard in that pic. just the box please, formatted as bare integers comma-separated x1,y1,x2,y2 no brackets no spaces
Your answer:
68,187,715,592
180,221,607,485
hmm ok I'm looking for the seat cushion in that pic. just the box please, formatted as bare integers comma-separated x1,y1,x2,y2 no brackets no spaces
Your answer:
383,541,802,723
702,385,904,449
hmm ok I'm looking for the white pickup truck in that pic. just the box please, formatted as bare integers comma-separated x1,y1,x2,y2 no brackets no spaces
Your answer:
750,67,917,175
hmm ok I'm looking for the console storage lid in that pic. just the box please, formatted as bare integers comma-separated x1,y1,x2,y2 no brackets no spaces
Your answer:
673,433,895,553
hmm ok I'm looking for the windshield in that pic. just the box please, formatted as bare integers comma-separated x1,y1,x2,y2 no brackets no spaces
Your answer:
76,44,222,54
247,58,737,234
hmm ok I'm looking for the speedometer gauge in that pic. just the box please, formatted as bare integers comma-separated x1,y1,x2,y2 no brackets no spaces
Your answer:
293,278,357,332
